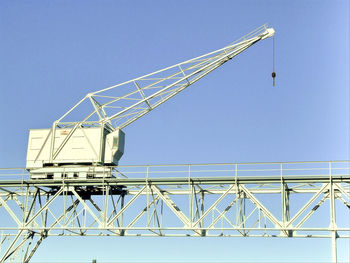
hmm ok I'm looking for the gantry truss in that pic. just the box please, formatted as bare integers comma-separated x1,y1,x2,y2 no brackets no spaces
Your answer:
0,161,349,262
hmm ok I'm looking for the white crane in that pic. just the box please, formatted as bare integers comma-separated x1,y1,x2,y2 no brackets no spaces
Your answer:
26,24,275,179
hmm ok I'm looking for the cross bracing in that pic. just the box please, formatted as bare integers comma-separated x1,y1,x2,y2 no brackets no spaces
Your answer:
0,160,349,262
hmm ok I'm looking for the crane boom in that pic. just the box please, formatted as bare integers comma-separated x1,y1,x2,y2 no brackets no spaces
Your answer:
57,24,274,130
26,24,275,177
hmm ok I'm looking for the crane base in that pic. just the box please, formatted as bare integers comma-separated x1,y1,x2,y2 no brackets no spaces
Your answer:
29,166,115,180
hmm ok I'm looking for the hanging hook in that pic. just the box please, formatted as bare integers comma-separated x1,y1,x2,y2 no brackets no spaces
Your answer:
272,36,276,87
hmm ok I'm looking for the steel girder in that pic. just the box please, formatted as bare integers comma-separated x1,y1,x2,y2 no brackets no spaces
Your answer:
0,161,349,262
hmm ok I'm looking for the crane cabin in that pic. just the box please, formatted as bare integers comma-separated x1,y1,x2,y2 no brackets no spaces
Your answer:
26,127,125,179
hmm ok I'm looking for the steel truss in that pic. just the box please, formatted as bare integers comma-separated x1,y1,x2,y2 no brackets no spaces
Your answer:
54,24,273,131
0,161,349,262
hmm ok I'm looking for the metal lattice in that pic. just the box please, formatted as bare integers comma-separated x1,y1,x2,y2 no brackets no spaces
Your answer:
55,24,273,131
0,161,349,262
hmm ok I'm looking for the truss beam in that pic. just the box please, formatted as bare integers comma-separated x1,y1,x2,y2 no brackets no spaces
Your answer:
0,161,349,262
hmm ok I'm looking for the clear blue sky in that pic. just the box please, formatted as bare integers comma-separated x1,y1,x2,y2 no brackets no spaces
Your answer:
0,0,349,262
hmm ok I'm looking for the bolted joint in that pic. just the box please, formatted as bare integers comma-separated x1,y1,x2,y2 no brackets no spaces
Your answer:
41,229,48,238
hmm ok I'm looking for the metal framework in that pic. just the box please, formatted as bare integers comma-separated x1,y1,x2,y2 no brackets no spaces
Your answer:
30,24,275,172
53,24,273,131
0,160,349,262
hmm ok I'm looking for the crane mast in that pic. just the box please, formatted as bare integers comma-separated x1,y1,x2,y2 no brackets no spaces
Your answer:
26,24,275,179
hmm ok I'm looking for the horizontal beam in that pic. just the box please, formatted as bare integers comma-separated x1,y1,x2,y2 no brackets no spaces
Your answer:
0,174,349,188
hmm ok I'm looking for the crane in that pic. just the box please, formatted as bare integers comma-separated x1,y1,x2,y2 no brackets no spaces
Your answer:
26,24,275,179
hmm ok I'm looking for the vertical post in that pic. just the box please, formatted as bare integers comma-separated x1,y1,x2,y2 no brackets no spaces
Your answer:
21,168,24,183
331,231,337,263
281,163,285,225
63,182,67,228
106,182,109,228
49,124,56,163
103,179,107,228
235,163,238,227
200,190,205,236
120,194,125,236
188,165,193,228
234,163,237,185
280,163,291,237
329,162,337,263
146,166,149,226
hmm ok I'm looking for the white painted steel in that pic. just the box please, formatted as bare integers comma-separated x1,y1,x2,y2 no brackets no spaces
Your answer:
26,25,274,171
26,128,125,169
0,161,349,262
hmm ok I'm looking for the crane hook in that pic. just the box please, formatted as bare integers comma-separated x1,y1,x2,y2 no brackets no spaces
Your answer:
272,36,276,87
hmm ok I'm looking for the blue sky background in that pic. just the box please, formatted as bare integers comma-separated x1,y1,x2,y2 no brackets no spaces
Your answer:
0,0,349,262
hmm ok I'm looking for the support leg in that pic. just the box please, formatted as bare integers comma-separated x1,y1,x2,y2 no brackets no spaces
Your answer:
331,231,337,263
0,231,45,263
